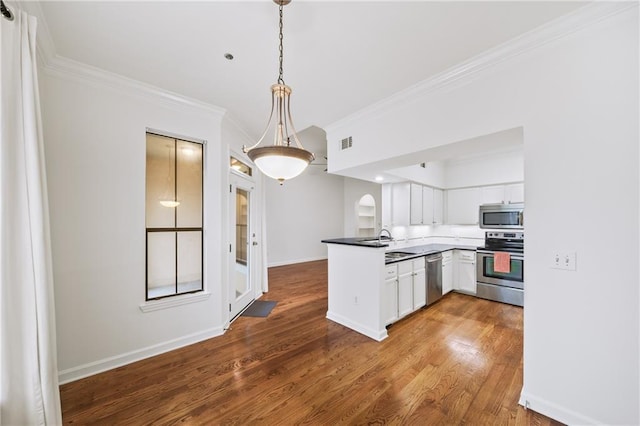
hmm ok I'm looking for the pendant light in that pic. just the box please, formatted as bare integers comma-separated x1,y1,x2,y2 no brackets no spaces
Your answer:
243,0,315,185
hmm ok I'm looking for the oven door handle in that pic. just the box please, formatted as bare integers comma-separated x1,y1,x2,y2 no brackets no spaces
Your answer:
477,250,524,261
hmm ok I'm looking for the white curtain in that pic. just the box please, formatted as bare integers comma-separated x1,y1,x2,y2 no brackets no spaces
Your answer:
0,7,62,426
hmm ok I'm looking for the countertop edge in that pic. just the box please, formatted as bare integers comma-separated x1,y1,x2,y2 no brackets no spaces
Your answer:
384,245,478,264
321,238,389,248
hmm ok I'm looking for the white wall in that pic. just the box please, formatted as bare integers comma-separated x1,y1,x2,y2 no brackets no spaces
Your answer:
444,147,523,189
40,62,227,383
343,178,382,238
264,128,344,266
325,5,639,425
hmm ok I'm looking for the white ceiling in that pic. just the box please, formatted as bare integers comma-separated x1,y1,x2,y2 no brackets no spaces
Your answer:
36,1,586,155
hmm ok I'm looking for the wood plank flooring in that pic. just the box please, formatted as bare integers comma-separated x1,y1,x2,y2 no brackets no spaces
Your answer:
60,260,561,425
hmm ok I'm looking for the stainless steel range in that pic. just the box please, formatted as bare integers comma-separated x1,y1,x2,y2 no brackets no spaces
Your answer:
476,231,524,307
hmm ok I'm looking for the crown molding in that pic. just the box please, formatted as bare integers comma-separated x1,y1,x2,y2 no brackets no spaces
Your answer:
324,1,638,134
20,1,226,117
222,113,256,144
43,55,226,117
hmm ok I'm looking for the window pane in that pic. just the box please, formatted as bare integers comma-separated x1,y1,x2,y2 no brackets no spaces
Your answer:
177,231,202,294
147,232,176,299
176,140,203,228
230,156,252,176
146,134,177,228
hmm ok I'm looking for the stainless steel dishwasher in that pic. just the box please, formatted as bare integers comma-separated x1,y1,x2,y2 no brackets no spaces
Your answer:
426,253,443,305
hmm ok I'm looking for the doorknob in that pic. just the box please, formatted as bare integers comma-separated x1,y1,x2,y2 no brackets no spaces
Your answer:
252,241,259,246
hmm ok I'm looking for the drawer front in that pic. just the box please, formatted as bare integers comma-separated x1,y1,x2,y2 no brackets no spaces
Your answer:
412,258,425,271
442,250,453,263
458,250,476,261
385,265,398,280
398,260,413,275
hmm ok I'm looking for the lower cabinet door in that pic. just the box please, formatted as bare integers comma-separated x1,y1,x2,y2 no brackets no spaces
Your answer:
413,268,426,309
458,261,477,294
382,278,398,325
442,262,453,294
398,272,413,318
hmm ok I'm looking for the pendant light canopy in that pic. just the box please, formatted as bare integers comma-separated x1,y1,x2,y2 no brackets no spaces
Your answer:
243,0,315,185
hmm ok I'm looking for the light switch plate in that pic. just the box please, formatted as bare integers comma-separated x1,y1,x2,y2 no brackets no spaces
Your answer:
551,251,577,271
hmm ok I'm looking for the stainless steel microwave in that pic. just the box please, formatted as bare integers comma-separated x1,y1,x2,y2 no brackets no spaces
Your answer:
479,203,524,229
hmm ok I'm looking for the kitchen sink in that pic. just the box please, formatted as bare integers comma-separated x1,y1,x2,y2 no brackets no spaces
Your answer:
385,251,414,260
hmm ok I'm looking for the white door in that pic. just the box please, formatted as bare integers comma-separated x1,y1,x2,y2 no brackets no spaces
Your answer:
229,176,255,319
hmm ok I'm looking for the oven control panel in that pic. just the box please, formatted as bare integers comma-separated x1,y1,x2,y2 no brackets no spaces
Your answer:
486,231,523,240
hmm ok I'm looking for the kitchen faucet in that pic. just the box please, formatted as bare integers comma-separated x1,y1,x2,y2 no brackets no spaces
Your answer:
378,228,393,244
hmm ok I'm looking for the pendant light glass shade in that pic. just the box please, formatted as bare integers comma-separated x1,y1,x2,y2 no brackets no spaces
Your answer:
249,146,314,182
159,200,180,208
243,1,314,185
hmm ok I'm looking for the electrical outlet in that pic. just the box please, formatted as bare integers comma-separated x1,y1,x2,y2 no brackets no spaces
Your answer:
551,251,577,271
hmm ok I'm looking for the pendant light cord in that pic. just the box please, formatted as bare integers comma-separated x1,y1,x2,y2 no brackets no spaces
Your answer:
277,3,285,84
1,0,14,21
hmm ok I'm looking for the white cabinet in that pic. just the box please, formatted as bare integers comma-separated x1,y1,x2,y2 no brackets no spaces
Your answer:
505,183,525,203
433,189,443,225
385,258,425,324
409,183,423,225
410,183,439,226
382,265,399,326
481,183,525,204
442,250,453,294
481,185,507,204
455,250,477,295
412,259,426,310
397,262,413,318
422,186,434,225
446,187,482,225
391,182,410,226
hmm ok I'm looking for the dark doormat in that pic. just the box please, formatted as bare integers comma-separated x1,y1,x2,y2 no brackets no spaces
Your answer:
241,300,277,318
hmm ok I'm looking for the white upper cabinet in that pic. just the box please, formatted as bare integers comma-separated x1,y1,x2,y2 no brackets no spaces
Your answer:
409,183,439,225
392,182,410,226
433,189,444,224
422,186,434,225
410,183,423,225
384,182,521,227
446,187,482,225
505,183,525,203
481,185,507,204
481,183,525,204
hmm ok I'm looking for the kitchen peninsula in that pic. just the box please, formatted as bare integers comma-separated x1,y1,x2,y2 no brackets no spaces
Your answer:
322,237,478,341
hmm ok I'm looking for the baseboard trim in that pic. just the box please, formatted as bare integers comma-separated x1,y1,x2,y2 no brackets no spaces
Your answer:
268,256,327,268
519,390,602,425
326,311,388,342
58,326,225,384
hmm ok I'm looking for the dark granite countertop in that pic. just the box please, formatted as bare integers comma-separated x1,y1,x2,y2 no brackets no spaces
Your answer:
321,237,392,248
321,237,478,264
383,244,478,264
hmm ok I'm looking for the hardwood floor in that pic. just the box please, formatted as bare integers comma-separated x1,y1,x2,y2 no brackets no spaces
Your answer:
60,260,561,425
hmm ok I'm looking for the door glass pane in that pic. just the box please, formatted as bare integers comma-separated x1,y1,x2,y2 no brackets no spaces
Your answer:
235,188,249,300
147,232,176,299
230,156,252,176
485,257,524,282
176,141,203,228
146,134,177,228
177,231,202,293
